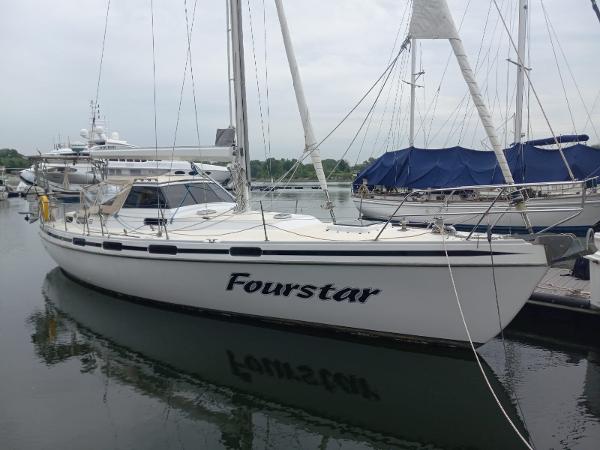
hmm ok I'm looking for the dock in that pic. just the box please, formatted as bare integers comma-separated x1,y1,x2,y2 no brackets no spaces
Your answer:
529,267,598,314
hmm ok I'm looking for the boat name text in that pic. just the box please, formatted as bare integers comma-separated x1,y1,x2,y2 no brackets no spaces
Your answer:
226,272,381,303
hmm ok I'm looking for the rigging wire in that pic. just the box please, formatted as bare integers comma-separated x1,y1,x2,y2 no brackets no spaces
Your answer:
584,89,600,137
539,0,600,142
246,0,270,180
262,0,273,180
183,0,203,151
416,0,473,146
93,0,112,127
149,0,159,162
491,0,575,180
353,0,411,166
327,49,401,179
257,41,411,195
169,0,200,174
539,0,578,136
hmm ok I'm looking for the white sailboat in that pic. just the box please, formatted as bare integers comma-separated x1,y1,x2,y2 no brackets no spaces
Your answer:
36,0,550,347
354,0,600,235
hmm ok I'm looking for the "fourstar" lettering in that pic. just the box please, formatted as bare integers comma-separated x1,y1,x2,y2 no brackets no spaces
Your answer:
226,272,381,303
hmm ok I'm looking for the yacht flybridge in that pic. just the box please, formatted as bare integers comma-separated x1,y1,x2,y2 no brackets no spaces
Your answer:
36,0,552,347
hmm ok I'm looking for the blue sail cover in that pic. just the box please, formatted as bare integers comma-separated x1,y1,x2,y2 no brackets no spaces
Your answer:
353,144,600,190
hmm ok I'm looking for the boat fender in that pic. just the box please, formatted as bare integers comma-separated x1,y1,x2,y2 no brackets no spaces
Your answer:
39,195,50,222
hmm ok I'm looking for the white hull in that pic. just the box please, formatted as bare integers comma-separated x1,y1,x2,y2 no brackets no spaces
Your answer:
355,194,600,234
40,226,547,346
39,266,527,449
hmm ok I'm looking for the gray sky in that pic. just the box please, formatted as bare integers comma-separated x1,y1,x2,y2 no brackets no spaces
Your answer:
1,0,599,161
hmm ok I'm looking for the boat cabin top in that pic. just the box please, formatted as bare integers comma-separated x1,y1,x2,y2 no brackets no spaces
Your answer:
122,177,235,210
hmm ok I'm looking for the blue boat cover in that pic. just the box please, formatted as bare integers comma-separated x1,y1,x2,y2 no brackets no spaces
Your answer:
353,144,600,190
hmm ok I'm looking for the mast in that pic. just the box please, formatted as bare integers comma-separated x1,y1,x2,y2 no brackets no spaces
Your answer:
514,0,528,144
409,38,417,147
229,0,251,211
225,0,234,128
274,0,335,215
410,0,532,230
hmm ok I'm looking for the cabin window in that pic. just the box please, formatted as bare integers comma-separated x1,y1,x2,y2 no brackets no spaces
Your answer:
122,186,167,209
162,183,233,207
123,183,233,209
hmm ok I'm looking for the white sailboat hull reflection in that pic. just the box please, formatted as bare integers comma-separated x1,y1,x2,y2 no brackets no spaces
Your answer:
36,267,528,450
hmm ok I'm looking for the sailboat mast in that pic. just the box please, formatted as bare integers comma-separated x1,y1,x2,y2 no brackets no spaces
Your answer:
230,0,251,211
514,0,528,144
410,0,532,230
274,0,334,214
226,0,234,128
409,38,417,147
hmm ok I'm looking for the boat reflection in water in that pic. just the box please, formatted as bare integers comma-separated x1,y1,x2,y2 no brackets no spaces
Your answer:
30,268,527,449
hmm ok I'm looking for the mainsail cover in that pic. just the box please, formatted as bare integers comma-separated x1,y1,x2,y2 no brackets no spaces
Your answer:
353,145,600,190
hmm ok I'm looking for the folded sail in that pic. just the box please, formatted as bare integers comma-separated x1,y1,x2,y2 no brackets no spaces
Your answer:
409,0,459,39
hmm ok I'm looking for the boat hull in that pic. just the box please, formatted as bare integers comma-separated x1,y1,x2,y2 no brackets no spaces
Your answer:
355,194,600,235
40,228,548,346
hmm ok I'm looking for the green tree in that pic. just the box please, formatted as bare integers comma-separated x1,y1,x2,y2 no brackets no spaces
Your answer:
0,149,30,169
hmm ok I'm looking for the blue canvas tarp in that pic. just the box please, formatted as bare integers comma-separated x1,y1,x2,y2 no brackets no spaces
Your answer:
353,144,600,190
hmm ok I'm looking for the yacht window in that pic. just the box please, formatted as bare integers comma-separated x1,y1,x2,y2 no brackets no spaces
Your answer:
122,186,167,208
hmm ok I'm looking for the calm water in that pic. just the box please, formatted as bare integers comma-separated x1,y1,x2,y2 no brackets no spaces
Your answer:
1,186,600,449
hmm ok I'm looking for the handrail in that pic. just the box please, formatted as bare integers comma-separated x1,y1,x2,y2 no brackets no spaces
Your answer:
466,188,506,240
374,192,413,241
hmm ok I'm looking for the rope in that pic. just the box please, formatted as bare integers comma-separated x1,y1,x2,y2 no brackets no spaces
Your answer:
440,228,535,450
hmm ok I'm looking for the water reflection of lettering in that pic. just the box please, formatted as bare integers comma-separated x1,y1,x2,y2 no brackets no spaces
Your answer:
227,350,380,401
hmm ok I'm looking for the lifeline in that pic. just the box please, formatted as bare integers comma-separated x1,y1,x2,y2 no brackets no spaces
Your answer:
226,272,381,303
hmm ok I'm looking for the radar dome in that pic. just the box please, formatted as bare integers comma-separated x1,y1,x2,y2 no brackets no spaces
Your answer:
110,131,120,140
79,129,89,139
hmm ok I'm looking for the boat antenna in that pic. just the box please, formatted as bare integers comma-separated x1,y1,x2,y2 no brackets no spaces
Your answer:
229,0,251,212
274,0,336,222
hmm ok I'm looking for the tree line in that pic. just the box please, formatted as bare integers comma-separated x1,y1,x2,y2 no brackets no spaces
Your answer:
0,149,30,169
249,157,375,181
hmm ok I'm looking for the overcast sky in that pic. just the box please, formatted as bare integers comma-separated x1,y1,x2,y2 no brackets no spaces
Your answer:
1,0,599,161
